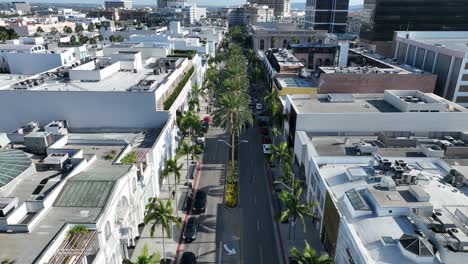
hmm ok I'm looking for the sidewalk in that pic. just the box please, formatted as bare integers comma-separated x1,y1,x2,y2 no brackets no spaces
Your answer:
269,163,324,261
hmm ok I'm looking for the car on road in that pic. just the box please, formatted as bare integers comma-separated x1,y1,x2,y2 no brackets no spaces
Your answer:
178,251,197,264
263,144,272,154
256,103,263,110
260,128,269,135
192,190,206,213
262,137,272,144
183,217,198,242
160,257,175,264
259,120,268,127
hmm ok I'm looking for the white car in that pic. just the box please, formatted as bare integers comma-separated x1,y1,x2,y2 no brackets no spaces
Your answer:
256,103,263,110
196,136,205,144
263,144,271,154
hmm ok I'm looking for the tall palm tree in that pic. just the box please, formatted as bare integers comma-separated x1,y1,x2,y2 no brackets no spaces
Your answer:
179,111,203,139
271,126,281,145
123,243,161,264
144,198,181,260
213,92,253,167
162,158,183,216
270,142,292,171
279,188,318,240
176,138,201,179
290,240,333,264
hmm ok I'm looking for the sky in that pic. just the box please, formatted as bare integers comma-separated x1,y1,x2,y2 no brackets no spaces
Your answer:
0,0,364,7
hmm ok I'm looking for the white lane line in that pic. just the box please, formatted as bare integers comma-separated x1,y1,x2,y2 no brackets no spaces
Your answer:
218,241,222,264
198,247,201,261
257,219,260,232
259,245,263,264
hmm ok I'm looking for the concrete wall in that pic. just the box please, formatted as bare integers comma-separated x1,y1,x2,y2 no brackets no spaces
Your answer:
0,90,167,131
296,112,468,133
317,73,437,94
5,52,72,74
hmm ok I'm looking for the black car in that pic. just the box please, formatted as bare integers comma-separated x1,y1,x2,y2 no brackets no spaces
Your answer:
183,217,198,242
178,252,197,264
192,190,206,213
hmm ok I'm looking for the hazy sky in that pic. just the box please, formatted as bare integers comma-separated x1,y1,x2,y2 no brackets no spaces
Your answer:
0,0,364,7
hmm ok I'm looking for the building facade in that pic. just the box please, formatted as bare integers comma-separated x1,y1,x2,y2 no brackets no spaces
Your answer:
393,31,468,106
305,0,349,33
360,0,468,42
250,0,291,17
104,0,133,10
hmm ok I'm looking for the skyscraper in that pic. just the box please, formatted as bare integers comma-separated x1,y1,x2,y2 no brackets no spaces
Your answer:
360,0,468,42
305,0,349,33
250,0,290,17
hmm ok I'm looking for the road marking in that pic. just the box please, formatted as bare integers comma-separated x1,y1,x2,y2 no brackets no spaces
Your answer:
259,245,263,264
218,241,222,264
257,219,260,232
198,247,201,260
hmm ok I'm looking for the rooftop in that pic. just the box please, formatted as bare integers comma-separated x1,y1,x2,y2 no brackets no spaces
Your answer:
1,57,185,92
289,90,466,114
316,155,468,264
276,77,316,89
395,31,468,54
0,127,160,263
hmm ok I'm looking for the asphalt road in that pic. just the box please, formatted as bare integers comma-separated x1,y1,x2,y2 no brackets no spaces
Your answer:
238,125,281,264
179,124,230,263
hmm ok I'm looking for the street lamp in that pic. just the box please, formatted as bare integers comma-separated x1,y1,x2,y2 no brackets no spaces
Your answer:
274,180,293,193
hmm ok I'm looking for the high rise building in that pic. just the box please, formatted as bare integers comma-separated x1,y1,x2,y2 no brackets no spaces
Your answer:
305,0,349,33
250,0,290,17
360,0,468,42
11,1,30,13
104,0,132,10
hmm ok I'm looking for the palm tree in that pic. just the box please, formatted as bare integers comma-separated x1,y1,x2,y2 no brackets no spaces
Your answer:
162,158,183,216
279,188,318,240
213,92,253,167
123,243,161,264
271,126,281,145
271,36,278,48
270,142,291,171
144,198,181,260
179,110,203,139
176,138,201,179
290,240,333,264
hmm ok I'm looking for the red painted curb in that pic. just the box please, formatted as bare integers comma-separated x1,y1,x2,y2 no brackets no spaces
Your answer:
173,161,202,263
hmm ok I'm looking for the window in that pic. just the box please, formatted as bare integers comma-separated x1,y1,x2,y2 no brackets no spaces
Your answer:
388,210,393,214
462,74,468,81
459,85,468,92
259,39,265,50
283,39,288,48
105,221,111,240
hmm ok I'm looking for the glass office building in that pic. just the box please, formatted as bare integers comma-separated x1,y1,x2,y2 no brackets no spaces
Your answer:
360,0,468,42
305,0,349,33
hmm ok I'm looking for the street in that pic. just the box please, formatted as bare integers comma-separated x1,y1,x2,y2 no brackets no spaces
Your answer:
238,125,282,264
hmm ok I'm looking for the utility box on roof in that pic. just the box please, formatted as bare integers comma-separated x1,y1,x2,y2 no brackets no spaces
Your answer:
24,131,54,154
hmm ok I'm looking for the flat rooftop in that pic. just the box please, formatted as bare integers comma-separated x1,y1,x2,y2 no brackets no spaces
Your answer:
317,157,468,264
289,94,399,113
0,129,160,263
395,31,468,54
276,77,316,88
24,64,169,92
0,73,30,88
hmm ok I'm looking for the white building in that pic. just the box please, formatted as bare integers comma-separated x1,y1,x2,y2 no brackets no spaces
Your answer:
9,20,76,36
293,131,468,263
0,116,178,263
0,43,76,74
393,31,468,106
0,51,205,132
105,0,133,9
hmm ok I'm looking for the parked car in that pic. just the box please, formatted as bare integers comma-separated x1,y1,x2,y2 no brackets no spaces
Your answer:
183,217,198,242
178,252,197,264
262,137,272,144
260,128,269,135
192,190,207,213
160,257,175,264
263,144,272,154
259,120,268,127
256,103,263,110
